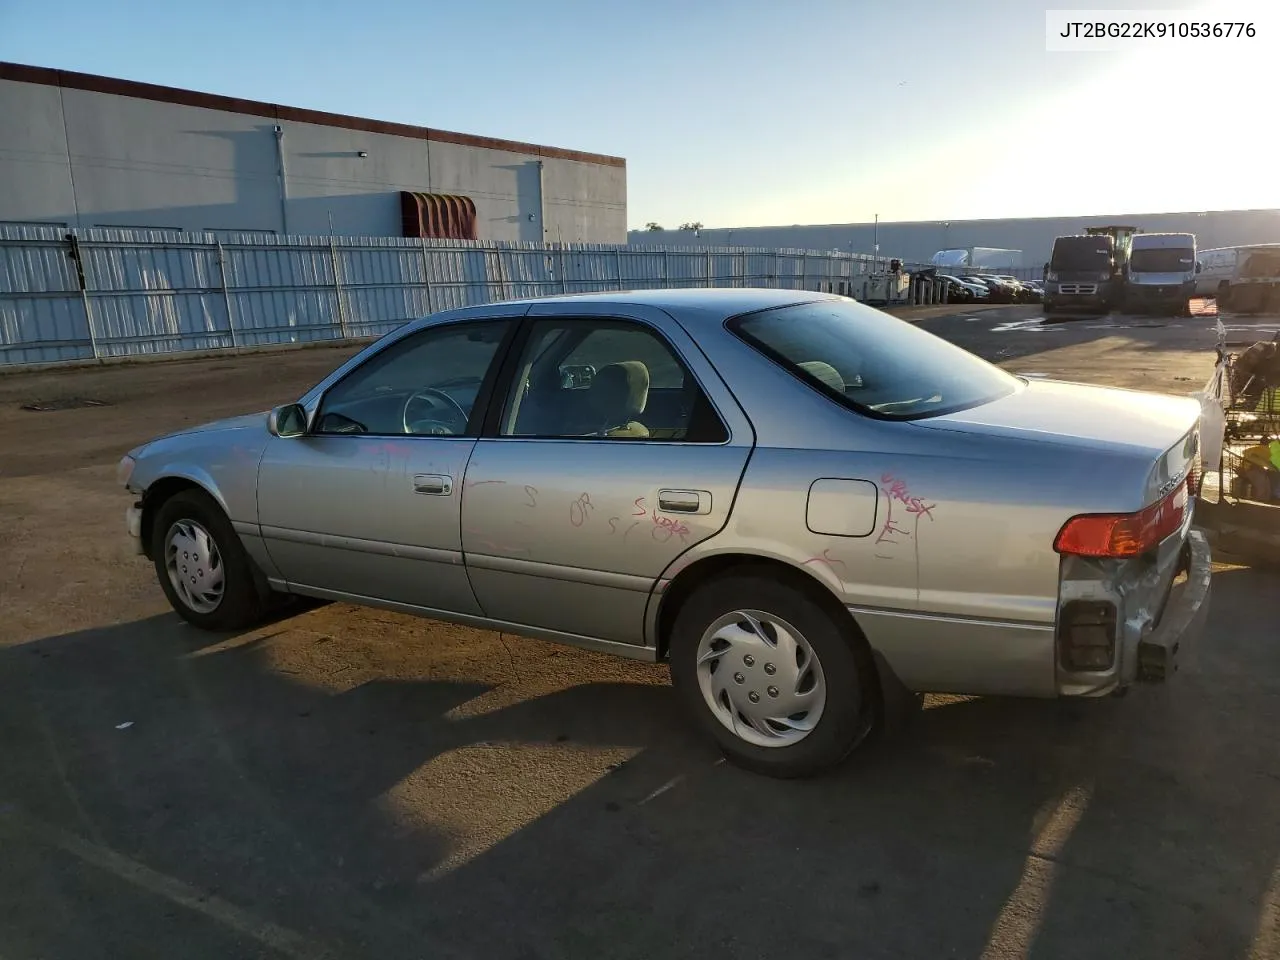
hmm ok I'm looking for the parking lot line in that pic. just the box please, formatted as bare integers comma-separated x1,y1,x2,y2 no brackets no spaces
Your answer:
0,805,340,960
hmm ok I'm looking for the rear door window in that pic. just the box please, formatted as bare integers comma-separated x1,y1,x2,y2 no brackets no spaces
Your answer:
498,318,728,442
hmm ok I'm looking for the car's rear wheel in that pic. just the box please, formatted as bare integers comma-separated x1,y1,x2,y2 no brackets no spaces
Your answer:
151,488,270,632
669,573,873,778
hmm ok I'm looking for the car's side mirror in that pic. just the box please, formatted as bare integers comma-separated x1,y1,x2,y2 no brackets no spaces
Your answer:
268,403,308,438
1196,261,1203,274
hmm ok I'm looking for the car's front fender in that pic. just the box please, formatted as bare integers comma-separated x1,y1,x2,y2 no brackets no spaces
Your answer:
130,426,270,527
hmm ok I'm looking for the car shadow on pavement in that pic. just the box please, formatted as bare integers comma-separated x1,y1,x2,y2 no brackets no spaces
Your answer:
1,565,1278,960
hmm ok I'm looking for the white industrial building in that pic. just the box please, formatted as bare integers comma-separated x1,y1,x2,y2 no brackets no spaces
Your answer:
630,209,1280,273
0,61,627,243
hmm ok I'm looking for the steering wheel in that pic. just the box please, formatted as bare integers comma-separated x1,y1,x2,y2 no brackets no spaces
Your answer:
402,388,470,435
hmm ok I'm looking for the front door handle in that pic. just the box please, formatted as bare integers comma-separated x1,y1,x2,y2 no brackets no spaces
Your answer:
658,489,711,515
413,473,453,496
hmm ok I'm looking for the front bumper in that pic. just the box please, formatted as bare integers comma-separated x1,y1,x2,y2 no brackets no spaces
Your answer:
126,501,144,556
1126,283,1195,308
1047,295,1109,312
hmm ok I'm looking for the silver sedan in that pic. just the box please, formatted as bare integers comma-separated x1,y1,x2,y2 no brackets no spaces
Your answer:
118,289,1212,778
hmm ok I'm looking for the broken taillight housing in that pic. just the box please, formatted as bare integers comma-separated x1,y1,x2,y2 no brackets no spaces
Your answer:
1058,599,1117,671
1053,479,1188,558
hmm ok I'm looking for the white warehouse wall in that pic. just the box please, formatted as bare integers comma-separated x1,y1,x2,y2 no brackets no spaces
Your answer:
0,64,626,243
629,210,1280,270
0,77,79,225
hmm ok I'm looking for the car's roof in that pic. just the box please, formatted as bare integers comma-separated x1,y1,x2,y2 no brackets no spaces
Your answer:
490,287,838,319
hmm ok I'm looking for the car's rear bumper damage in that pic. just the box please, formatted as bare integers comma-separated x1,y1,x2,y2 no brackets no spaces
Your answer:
1135,529,1211,681
1056,529,1211,696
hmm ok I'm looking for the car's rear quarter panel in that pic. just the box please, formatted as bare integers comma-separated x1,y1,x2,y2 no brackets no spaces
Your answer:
678,317,1177,697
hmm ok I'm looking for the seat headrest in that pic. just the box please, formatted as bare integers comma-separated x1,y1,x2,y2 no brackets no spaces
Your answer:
589,361,650,417
797,360,845,394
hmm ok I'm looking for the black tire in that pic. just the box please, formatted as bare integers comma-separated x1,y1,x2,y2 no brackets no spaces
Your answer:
669,572,874,778
150,488,270,631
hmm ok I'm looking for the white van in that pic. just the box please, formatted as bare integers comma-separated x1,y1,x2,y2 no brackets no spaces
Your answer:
1195,244,1280,312
1196,246,1240,297
1125,233,1198,315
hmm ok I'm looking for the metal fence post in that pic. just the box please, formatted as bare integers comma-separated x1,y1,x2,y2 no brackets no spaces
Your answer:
663,250,669,288
329,236,350,339
559,243,569,293
772,252,780,288
705,250,713,288
496,244,512,301
615,247,624,289
800,253,808,291
65,232,102,360
420,237,435,314
215,241,239,349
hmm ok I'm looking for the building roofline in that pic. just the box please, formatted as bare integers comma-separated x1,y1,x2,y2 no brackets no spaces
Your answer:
646,207,1280,234
0,60,626,169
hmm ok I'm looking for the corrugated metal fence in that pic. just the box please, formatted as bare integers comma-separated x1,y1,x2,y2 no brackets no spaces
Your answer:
0,225,889,367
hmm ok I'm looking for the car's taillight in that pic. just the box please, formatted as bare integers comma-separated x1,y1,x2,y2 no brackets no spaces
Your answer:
1187,451,1203,496
1053,480,1188,558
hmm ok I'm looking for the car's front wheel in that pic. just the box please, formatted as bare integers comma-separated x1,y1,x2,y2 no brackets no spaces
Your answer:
669,573,874,778
151,488,270,632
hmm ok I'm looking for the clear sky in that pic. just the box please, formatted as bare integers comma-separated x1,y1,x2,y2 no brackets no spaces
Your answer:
2,0,1276,229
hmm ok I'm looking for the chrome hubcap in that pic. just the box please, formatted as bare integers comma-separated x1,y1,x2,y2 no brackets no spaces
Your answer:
695,609,826,748
164,519,225,615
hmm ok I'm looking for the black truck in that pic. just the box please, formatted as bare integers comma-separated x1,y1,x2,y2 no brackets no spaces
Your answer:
1043,234,1120,315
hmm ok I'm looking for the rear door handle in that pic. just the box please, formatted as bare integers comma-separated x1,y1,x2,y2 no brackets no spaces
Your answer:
658,489,711,515
413,474,453,496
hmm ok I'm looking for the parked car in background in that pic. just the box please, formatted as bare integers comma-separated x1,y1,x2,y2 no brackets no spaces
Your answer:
991,276,1043,303
117,288,1212,779
936,274,990,303
964,275,1020,303
1017,279,1045,302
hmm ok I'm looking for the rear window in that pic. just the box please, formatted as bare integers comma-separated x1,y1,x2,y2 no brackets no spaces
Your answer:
729,299,1020,420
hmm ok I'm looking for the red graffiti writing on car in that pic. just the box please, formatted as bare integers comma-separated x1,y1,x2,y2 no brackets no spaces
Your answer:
651,510,690,543
880,473,936,520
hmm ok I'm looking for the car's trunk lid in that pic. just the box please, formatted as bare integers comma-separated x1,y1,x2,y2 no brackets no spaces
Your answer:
916,378,1201,504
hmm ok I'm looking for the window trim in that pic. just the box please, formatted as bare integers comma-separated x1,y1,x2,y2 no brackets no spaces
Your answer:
724,301,1021,423
480,315,733,445
309,317,518,439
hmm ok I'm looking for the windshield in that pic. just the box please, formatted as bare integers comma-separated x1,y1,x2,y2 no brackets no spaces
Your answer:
729,299,1020,420
1051,238,1112,272
1130,247,1194,273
